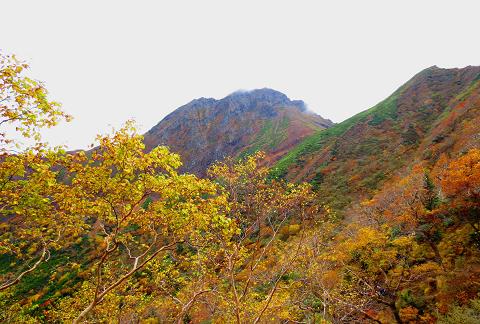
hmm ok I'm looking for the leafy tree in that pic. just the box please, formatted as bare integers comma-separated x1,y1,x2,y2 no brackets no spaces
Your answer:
0,150,85,292
284,216,341,323
362,166,445,265
0,51,71,151
321,225,442,323
1,51,74,292
56,122,236,323
441,149,480,238
208,152,318,323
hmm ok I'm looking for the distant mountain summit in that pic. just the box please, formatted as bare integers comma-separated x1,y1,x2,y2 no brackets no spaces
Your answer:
144,88,332,175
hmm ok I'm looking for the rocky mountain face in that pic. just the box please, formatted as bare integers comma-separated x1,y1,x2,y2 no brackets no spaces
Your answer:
144,88,332,175
272,65,480,211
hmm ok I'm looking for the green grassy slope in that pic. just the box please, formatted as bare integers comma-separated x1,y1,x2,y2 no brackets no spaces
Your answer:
270,86,403,179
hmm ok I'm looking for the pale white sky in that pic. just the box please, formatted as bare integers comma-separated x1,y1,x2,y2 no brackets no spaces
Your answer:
2,0,479,149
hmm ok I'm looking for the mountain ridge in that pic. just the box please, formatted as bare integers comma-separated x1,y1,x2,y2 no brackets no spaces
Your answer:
271,64,480,211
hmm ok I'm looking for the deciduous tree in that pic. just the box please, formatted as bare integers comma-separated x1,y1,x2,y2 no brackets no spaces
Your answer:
58,122,235,323
1,52,74,292
208,152,318,323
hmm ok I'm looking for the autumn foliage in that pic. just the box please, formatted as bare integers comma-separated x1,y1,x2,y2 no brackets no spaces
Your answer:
1,52,480,323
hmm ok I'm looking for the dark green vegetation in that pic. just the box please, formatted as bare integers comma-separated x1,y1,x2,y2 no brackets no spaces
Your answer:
240,115,290,158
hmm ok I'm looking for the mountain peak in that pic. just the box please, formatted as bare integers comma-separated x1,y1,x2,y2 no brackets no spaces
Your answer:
144,89,332,175
227,88,290,102
415,65,480,80
165,88,315,123
396,65,480,106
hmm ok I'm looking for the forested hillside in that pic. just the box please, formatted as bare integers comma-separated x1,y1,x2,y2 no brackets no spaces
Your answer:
1,53,480,323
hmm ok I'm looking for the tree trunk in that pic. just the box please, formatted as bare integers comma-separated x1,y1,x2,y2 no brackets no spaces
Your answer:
73,300,97,324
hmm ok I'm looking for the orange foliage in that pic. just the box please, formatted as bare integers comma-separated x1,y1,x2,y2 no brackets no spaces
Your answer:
441,148,480,200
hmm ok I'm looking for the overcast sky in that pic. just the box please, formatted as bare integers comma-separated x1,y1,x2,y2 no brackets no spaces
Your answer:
2,0,479,149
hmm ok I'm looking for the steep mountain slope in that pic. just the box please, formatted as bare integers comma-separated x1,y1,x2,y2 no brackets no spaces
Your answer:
144,88,332,175
272,65,480,211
